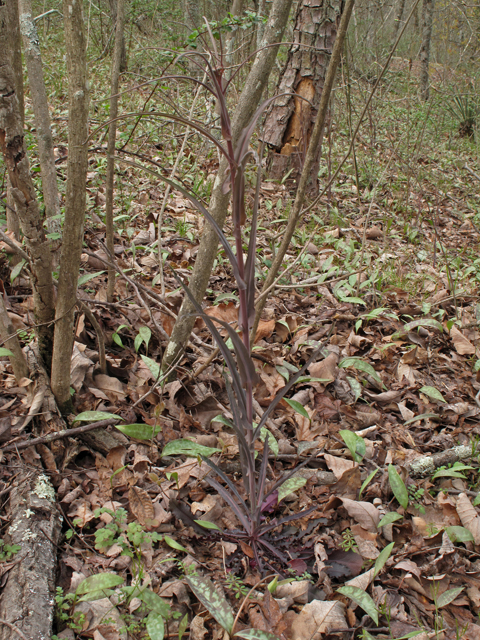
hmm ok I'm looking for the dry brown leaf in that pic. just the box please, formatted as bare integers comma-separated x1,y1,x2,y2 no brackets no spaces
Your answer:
394,559,422,579
189,614,208,640
128,486,154,525
366,225,383,239
323,453,357,479
341,497,381,532
456,492,480,544
275,580,309,604
308,352,338,384
450,325,476,355
345,567,375,589
255,319,276,342
291,600,347,640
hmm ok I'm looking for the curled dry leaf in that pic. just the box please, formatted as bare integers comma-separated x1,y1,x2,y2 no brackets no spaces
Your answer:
345,567,375,590
341,497,381,533
128,486,155,526
291,600,347,640
323,453,356,479
456,493,480,544
450,325,476,355
308,352,338,384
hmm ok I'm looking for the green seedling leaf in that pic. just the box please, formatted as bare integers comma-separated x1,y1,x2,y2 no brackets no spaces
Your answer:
115,423,161,440
141,354,160,379
260,427,279,457
138,588,171,617
473,494,480,506
403,413,439,425
445,526,474,543
10,258,26,283
342,296,366,305
73,411,122,423
284,398,310,420
78,270,104,286
164,536,188,553
178,613,189,640
194,519,222,531
277,475,307,502
388,465,409,509
186,573,234,635
77,588,116,602
419,386,446,403
337,585,378,625
392,318,443,340
436,586,464,608
214,292,239,304
347,376,362,401
146,612,165,640
161,439,221,458
135,326,152,352
0,348,14,357
267,576,278,594
339,357,385,388
474,360,480,373
374,542,395,577
234,630,281,640
276,364,290,381
212,414,235,428
339,429,366,462
76,572,124,595
378,512,403,528
431,469,468,479
359,469,379,499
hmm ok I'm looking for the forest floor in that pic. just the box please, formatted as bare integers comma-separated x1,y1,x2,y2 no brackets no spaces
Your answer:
2,72,480,640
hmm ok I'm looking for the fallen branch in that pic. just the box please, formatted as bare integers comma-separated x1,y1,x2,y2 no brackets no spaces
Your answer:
408,444,473,478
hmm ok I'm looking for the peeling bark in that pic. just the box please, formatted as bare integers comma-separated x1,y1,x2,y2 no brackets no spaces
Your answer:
0,6,55,369
262,0,344,189
0,471,62,640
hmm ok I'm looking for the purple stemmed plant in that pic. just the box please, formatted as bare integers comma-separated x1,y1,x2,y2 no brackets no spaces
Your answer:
125,29,323,572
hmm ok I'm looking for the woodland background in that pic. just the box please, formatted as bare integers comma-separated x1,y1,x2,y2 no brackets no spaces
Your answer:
2,1,480,640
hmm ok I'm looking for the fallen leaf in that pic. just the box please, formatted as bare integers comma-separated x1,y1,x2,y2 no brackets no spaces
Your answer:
308,352,338,384
290,600,347,640
450,325,476,355
341,497,381,532
456,492,480,544
128,486,154,525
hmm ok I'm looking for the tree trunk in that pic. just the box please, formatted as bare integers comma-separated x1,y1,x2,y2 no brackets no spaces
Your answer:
108,0,127,72
0,293,29,382
51,0,90,412
419,0,434,101
106,0,125,302
5,0,23,240
262,0,344,192
393,0,406,41
252,0,355,338
0,6,55,371
160,0,294,378
225,0,245,68
18,0,61,239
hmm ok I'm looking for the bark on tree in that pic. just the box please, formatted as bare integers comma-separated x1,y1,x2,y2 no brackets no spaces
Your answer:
18,0,61,239
51,0,90,412
108,0,127,72
393,0,406,41
0,293,29,382
225,0,245,68
262,0,344,191
160,0,294,378
5,0,23,240
0,7,55,370
420,0,434,101
253,0,355,338
0,471,62,640
106,0,125,302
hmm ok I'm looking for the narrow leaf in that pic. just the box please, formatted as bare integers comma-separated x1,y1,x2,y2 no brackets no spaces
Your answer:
277,475,307,502
178,613,189,640
194,519,222,531
115,423,161,440
378,512,403,528
445,526,474,543
283,398,310,420
10,258,26,283
0,348,14,357
388,465,409,509
146,612,165,640
340,429,366,462
436,586,464,608
374,542,395,577
76,573,124,595
359,469,379,499
78,270,104,286
73,411,122,423
162,439,221,458
186,574,234,635
164,536,188,553
337,585,379,624
339,357,384,388
138,588,171,617
419,386,446,403
141,354,160,379
234,630,281,640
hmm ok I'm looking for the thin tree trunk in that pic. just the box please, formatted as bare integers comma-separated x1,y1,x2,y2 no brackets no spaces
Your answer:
225,0,245,68
262,0,344,192
19,0,61,240
393,0,406,41
51,0,89,412
0,6,55,371
0,293,29,382
106,0,125,303
419,0,434,101
5,0,23,240
108,0,127,72
160,0,294,378
252,0,355,339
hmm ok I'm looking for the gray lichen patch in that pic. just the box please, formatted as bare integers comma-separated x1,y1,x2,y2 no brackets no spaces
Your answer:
33,475,55,502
